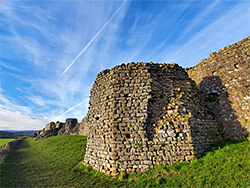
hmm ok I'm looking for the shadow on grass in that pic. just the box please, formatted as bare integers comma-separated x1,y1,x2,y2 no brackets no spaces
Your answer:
0,139,32,187
200,139,244,158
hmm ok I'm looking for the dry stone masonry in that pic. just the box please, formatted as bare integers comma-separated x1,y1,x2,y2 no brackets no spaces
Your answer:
83,62,222,176
35,118,80,140
187,36,250,140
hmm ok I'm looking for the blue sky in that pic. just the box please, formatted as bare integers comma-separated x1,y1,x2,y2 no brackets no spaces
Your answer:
0,0,249,130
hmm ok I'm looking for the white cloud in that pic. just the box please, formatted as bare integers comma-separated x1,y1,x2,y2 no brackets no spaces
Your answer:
0,0,249,130
0,93,46,130
26,95,46,107
0,0,121,130
0,92,89,130
0,109,44,130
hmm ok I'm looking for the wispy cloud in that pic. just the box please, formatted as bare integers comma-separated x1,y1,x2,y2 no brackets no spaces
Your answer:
175,0,221,43
162,2,250,67
60,99,89,116
0,0,248,130
0,93,47,130
60,0,128,77
0,61,21,73
0,108,44,130
0,0,131,129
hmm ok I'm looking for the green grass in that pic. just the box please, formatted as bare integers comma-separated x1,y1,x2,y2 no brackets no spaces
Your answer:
0,138,16,147
123,140,250,187
0,135,89,187
0,136,249,187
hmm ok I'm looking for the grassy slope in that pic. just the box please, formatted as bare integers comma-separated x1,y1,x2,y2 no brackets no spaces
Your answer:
0,136,89,187
126,140,250,187
0,136,249,187
0,138,16,147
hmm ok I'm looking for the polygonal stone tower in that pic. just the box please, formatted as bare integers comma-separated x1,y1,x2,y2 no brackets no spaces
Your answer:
83,62,222,176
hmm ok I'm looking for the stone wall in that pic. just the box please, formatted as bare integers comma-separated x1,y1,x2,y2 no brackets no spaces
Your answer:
79,117,89,136
0,138,21,163
35,118,80,140
187,36,250,140
83,62,222,176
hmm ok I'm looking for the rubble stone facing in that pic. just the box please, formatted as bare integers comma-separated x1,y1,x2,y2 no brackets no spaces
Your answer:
187,36,250,140
35,118,79,140
83,62,222,176
79,117,89,136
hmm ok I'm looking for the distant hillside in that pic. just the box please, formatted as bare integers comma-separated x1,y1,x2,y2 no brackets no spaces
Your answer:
0,130,39,138
0,131,14,138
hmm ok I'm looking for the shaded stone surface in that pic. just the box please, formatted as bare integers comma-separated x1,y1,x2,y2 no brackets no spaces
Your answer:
187,36,250,140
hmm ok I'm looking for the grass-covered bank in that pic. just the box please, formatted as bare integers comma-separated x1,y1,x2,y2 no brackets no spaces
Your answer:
0,136,249,187
0,138,16,147
0,135,88,187
122,140,250,187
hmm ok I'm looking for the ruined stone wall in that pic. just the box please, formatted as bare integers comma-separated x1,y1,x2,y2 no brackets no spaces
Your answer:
0,138,22,163
83,62,222,176
35,118,80,140
187,37,250,140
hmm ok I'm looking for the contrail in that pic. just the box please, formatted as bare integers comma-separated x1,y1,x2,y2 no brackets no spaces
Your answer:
60,0,128,77
60,99,88,116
